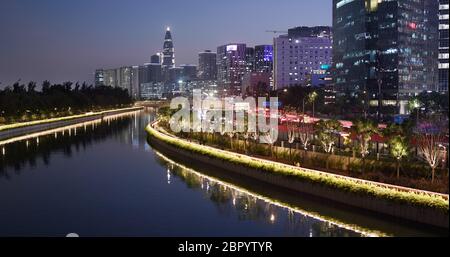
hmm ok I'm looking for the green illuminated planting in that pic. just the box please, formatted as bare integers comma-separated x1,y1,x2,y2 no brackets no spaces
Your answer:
0,107,141,132
146,124,449,213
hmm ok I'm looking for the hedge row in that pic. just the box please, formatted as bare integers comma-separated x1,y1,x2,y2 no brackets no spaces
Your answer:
0,106,140,132
146,124,449,213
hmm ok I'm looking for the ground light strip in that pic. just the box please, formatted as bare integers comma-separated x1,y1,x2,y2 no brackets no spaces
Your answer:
0,111,141,146
151,121,449,202
0,106,142,132
153,150,386,237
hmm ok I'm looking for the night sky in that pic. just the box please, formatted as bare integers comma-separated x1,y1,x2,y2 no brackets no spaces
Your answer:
0,0,331,87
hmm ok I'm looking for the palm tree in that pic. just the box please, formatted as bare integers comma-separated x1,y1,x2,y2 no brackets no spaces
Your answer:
307,91,318,118
389,135,409,179
352,119,379,173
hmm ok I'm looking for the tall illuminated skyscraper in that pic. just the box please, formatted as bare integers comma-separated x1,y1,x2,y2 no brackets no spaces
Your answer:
162,27,175,70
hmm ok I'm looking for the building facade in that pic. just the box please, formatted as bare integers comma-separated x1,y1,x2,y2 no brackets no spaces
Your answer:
139,63,163,99
254,45,274,74
198,50,217,80
245,47,255,73
274,27,332,89
93,67,138,99
217,43,248,95
333,0,439,116
241,72,271,97
151,53,161,64
439,0,449,92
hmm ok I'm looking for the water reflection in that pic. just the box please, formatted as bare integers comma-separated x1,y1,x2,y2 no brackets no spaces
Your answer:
0,108,443,237
156,151,364,237
0,111,147,179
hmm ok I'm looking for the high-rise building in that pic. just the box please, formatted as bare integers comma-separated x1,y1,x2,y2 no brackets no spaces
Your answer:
245,47,255,73
94,69,105,87
254,45,274,89
151,53,161,64
139,63,162,84
333,0,439,116
288,26,332,38
254,45,274,73
180,64,197,81
198,50,217,80
162,27,175,70
94,67,139,99
131,66,140,99
274,27,332,89
439,0,449,93
217,43,247,95
103,69,118,88
139,63,163,99
118,67,132,93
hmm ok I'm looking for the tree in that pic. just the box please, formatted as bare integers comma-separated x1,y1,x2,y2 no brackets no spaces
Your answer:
298,117,313,151
307,91,319,118
415,120,447,183
408,98,422,123
0,80,132,124
352,119,379,173
316,119,342,154
284,106,297,161
262,128,278,158
286,119,297,161
388,135,409,179
316,119,342,170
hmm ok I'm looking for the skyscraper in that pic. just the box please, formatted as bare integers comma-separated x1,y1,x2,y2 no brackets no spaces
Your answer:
333,0,439,116
254,45,274,74
198,50,217,80
245,47,255,73
139,63,163,99
162,27,175,70
274,27,332,89
217,43,247,95
439,0,449,93
254,45,274,89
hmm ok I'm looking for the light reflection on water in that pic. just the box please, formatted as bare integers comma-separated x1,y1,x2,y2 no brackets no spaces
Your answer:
0,109,444,237
155,150,378,237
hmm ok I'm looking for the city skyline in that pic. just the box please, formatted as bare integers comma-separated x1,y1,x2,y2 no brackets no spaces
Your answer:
0,0,332,87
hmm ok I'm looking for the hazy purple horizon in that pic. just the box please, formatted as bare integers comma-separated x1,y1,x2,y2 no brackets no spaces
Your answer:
0,0,332,87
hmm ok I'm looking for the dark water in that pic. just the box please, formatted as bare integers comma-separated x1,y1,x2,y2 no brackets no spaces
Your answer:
0,109,444,237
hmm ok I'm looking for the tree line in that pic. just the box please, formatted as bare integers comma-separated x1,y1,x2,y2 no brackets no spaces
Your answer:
0,81,132,124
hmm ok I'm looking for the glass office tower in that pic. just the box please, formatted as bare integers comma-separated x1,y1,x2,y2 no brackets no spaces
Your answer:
439,0,449,93
333,0,439,117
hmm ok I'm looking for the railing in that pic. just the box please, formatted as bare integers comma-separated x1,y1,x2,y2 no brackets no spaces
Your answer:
149,120,449,201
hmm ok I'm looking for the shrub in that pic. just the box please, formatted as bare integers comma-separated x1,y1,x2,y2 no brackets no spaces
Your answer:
147,124,449,213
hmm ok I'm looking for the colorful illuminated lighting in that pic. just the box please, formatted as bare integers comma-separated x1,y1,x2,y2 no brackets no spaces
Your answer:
408,22,417,29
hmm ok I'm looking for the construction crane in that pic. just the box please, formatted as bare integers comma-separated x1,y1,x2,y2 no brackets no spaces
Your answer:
265,30,288,34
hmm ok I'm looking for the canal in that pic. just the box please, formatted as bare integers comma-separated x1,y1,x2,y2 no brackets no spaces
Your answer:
0,109,444,237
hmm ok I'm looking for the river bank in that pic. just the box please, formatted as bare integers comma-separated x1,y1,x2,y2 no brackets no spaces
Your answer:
146,122,449,229
0,106,143,142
